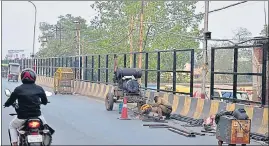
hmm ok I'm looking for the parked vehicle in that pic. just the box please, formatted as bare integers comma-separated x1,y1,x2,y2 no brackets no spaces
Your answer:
7,63,20,82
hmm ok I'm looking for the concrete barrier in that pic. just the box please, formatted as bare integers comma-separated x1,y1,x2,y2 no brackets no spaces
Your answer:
36,76,268,135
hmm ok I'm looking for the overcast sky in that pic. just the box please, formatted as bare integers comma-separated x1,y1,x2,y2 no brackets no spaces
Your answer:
2,1,268,58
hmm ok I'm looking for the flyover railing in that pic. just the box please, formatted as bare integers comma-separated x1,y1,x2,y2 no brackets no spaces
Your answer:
210,38,268,106
7,49,195,97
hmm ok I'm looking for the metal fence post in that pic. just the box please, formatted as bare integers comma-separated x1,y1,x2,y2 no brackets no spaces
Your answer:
61,57,63,67
41,59,43,75
210,48,215,100
133,53,136,68
105,55,109,84
85,56,88,81
54,58,57,76
70,57,72,68
51,58,54,77
190,49,194,97
157,51,160,92
173,50,176,94
261,42,268,105
37,59,40,75
145,53,149,89
80,56,82,80
123,54,127,68
22,59,25,70
233,45,239,101
45,58,47,76
74,57,77,79
65,57,68,67
58,58,60,68
91,56,94,81
98,55,101,82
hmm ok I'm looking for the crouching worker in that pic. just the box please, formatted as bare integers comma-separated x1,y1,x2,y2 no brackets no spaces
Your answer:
151,96,172,119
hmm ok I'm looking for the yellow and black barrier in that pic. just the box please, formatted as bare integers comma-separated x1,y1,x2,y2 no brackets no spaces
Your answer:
35,76,268,135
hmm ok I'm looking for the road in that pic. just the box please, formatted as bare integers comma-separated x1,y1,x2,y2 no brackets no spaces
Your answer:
1,79,262,145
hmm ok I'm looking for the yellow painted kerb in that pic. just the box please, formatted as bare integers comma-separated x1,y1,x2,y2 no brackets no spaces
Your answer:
208,100,220,116
193,98,204,119
180,97,191,116
172,95,179,113
226,103,236,111
257,108,268,134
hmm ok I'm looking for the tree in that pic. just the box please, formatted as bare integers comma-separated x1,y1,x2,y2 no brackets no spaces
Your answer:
232,27,252,43
36,1,203,82
260,24,268,36
37,14,88,57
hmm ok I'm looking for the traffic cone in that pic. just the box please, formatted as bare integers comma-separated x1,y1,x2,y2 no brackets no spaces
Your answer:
119,97,130,120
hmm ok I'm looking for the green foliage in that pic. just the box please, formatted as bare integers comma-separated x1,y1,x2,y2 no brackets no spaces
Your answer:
37,1,202,83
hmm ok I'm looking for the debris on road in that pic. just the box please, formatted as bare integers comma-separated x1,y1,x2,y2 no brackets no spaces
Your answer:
143,124,206,137
170,114,204,127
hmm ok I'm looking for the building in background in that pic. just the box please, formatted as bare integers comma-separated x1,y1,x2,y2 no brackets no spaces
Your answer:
6,50,26,60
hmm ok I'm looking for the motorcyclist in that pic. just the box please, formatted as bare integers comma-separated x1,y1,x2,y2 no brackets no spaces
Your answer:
3,68,49,146
150,96,173,119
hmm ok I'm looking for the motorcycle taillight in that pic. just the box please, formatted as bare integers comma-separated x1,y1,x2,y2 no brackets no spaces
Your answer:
28,121,40,128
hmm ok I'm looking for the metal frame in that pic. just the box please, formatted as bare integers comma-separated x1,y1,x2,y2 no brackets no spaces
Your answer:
5,49,195,97
210,43,268,105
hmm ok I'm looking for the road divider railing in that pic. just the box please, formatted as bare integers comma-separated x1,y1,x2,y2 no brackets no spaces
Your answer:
35,76,268,136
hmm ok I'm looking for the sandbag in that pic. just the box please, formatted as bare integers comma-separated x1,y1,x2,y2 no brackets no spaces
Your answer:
116,68,142,79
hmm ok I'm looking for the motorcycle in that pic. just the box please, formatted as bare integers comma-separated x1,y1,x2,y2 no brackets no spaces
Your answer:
4,89,54,146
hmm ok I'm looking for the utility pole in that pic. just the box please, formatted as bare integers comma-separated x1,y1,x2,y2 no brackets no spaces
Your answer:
59,23,62,45
138,0,144,69
129,16,134,68
28,1,37,69
74,21,82,80
264,1,269,105
201,1,209,99
55,25,58,39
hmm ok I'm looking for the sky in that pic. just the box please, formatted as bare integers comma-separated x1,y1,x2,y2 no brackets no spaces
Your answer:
1,1,268,58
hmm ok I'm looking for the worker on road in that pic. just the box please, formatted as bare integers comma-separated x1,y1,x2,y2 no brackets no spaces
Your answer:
140,96,172,119
151,96,173,119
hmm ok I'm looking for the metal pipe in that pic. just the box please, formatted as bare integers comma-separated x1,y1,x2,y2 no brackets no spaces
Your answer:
28,1,37,68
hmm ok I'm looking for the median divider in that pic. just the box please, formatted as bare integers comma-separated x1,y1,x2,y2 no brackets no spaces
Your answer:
36,76,268,135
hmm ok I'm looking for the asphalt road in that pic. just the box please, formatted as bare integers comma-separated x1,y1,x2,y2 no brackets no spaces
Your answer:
1,79,263,145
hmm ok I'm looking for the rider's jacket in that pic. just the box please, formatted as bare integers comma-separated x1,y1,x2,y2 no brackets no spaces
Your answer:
4,83,48,119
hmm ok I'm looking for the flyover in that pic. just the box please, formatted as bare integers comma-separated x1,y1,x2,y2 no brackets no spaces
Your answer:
1,78,266,145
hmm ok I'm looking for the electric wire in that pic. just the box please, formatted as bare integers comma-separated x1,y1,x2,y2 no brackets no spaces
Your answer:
144,1,248,24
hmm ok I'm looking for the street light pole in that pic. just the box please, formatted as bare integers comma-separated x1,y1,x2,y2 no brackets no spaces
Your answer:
28,1,37,69
201,1,209,99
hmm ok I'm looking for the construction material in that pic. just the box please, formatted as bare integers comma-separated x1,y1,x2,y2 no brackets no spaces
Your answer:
250,132,268,142
143,124,167,126
142,118,168,123
134,110,168,123
168,128,195,137
141,114,168,123
143,124,205,137
149,125,169,128
201,130,216,134
170,114,204,127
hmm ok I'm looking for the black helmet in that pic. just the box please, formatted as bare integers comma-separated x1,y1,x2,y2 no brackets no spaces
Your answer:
21,68,36,84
